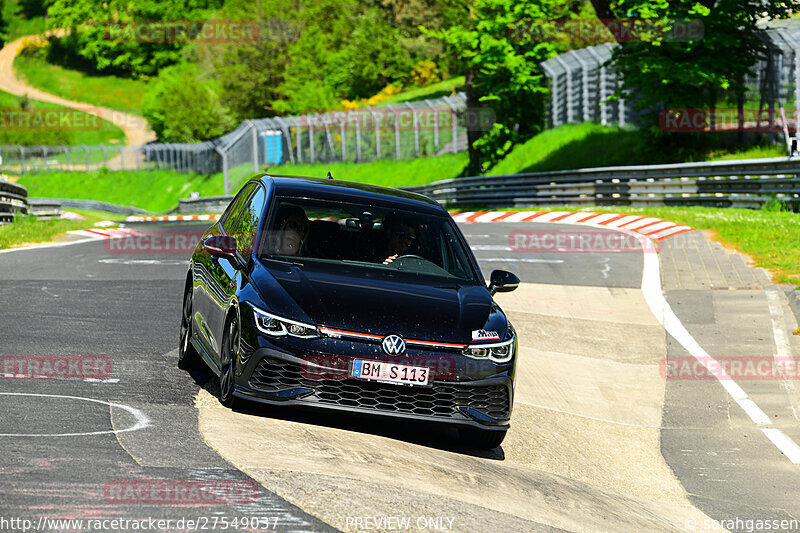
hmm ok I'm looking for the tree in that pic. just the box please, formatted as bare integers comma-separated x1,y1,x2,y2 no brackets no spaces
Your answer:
430,0,563,174
142,63,235,142
46,0,223,77
590,0,800,151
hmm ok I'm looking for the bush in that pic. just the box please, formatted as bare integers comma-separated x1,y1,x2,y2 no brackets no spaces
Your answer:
142,63,235,143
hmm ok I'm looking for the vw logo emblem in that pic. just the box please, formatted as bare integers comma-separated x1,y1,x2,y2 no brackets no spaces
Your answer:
382,335,406,356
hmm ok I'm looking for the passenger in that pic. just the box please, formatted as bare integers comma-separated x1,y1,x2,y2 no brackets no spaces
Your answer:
272,205,309,256
381,216,417,264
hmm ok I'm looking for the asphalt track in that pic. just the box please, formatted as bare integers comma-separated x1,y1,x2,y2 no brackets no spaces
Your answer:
1,220,799,532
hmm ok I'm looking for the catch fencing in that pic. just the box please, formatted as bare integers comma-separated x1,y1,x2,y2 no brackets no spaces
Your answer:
406,157,800,209
0,93,469,194
541,21,800,138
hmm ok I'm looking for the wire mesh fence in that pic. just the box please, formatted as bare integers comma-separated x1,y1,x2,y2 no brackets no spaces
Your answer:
541,20,800,148
0,93,469,193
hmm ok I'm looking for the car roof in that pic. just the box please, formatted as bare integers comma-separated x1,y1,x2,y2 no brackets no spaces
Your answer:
255,174,446,216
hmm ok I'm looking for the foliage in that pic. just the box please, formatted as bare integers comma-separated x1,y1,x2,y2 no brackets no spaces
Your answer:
16,35,47,57
141,63,235,142
409,60,442,87
46,0,224,77
591,0,800,148
430,0,564,174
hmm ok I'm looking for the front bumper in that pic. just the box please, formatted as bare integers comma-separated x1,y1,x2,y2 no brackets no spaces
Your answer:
234,348,513,430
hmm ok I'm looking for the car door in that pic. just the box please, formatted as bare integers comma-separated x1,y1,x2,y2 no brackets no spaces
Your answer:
194,183,257,364
208,183,267,367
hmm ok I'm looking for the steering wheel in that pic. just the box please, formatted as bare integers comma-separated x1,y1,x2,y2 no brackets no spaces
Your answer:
395,254,426,261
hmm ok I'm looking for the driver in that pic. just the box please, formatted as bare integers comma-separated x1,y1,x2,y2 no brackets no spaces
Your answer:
381,216,417,264
272,205,309,256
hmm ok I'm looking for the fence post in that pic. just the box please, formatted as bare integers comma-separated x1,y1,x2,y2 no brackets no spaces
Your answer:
354,111,362,162
366,107,380,159
387,104,401,160
215,146,229,195
425,100,439,153
274,117,295,165
42,145,48,171
246,119,259,172
405,103,419,157
119,146,125,170
19,146,25,174
309,116,315,164
82,144,89,171
443,97,458,154
296,118,302,164
339,113,346,162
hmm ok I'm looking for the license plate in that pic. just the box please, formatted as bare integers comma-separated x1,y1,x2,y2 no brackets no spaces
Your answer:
351,359,429,386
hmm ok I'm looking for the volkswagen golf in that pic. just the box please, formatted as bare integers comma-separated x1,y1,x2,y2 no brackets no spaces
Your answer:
179,175,520,448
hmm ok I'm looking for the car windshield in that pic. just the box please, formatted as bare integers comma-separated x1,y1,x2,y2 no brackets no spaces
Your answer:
258,196,480,284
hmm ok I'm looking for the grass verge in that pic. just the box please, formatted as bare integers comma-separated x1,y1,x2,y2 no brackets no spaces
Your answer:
381,77,465,105
16,154,468,212
0,88,125,145
0,209,119,250
14,55,148,115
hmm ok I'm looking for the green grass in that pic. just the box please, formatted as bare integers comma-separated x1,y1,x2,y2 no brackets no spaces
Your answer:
481,204,800,286
16,154,468,213
0,0,46,43
265,153,468,188
0,208,120,249
488,122,788,176
14,55,148,115
0,88,125,146
381,77,465,105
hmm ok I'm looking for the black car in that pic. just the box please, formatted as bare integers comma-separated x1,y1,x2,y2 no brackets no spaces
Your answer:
179,175,520,448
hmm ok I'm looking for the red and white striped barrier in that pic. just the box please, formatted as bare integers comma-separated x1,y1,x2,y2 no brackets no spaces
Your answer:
67,228,142,240
125,214,221,222
121,210,693,241
450,211,694,240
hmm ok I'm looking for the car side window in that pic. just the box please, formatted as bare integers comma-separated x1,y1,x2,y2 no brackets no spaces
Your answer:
232,185,266,256
221,183,257,235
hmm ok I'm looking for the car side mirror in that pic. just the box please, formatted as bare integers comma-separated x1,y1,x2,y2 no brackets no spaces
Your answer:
203,235,238,261
488,270,519,295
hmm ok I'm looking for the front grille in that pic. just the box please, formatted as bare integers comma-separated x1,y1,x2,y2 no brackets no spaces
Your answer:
249,357,510,420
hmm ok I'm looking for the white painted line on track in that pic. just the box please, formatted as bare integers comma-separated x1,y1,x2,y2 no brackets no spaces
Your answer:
762,428,800,464
0,392,149,437
550,218,800,464
0,237,98,254
477,258,565,264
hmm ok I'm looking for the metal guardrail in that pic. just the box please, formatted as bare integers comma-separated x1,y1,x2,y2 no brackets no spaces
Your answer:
0,179,28,224
405,157,800,209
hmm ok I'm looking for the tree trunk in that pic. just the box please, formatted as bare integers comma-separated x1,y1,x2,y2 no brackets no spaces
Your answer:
464,67,482,176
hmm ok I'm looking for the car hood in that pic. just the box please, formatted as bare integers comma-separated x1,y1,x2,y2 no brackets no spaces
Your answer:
251,260,503,343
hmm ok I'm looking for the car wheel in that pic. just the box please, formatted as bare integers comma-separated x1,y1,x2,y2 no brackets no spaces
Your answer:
459,427,507,449
219,313,239,408
178,283,198,370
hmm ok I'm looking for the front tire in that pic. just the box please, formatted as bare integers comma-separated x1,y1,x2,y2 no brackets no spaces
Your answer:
219,314,240,408
459,427,507,449
178,283,198,370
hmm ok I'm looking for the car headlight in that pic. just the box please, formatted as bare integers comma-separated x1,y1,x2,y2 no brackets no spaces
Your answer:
462,336,515,363
252,307,319,338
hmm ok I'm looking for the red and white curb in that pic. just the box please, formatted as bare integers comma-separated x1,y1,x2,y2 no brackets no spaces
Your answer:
450,211,694,241
67,228,142,239
122,210,694,241
125,214,220,222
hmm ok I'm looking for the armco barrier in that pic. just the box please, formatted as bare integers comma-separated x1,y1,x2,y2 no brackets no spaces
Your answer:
26,198,62,220
405,157,800,208
0,179,28,224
